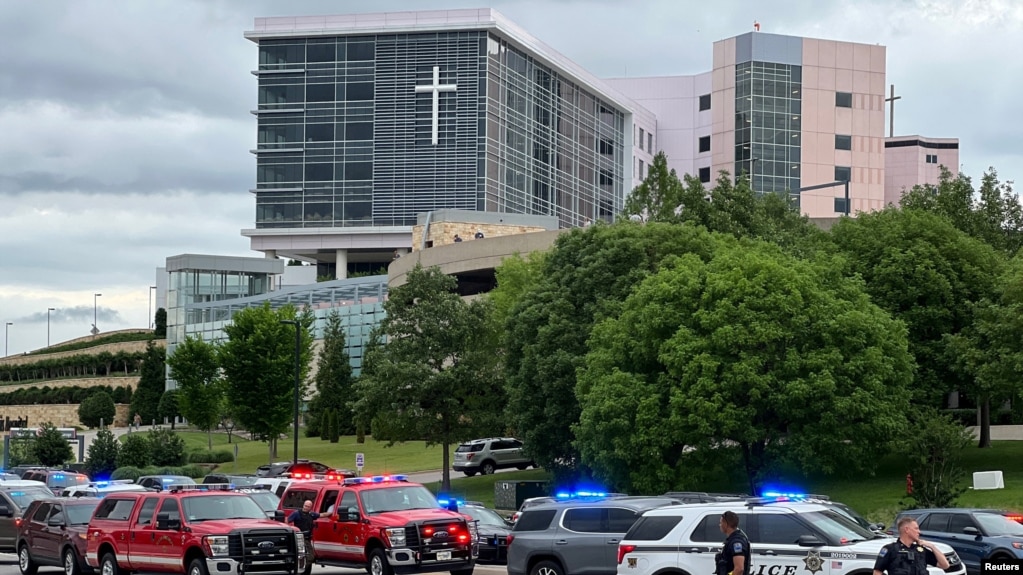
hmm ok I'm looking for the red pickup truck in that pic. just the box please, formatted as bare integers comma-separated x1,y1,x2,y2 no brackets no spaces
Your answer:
85,485,306,575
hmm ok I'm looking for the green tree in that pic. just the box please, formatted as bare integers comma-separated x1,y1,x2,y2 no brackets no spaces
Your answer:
166,335,224,448
504,223,725,481
219,303,314,461
576,242,915,493
829,209,1004,428
158,389,182,430
78,391,116,429
355,264,505,490
130,340,166,425
328,409,340,444
85,428,120,478
32,423,74,467
623,151,685,223
900,408,973,508
154,308,167,338
9,439,36,466
148,427,187,466
307,311,354,439
118,433,151,468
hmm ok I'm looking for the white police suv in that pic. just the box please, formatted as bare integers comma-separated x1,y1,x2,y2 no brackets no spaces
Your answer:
616,496,965,575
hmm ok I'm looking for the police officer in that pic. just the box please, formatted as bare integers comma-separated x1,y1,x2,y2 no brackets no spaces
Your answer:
873,517,949,575
717,511,752,575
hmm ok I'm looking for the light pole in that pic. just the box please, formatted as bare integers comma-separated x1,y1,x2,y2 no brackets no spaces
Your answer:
93,293,102,334
4,322,11,357
280,319,301,466
46,308,55,348
148,286,157,329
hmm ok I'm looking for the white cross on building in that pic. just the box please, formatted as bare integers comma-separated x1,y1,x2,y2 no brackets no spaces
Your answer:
414,65,457,146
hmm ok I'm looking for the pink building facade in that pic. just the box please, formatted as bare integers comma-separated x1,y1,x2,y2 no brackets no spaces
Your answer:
884,136,960,206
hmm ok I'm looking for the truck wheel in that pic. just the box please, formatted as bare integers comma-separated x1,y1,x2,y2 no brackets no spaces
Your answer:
463,470,477,477
100,553,121,575
530,560,564,575
63,547,81,575
18,544,37,575
368,548,394,575
188,558,210,575
481,461,496,475
451,567,475,575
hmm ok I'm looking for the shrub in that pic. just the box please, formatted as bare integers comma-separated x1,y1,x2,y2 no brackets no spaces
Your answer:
148,428,187,467
118,433,152,468
187,450,234,464
78,391,116,429
111,466,143,481
33,423,73,467
85,429,120,479
900,408,972,509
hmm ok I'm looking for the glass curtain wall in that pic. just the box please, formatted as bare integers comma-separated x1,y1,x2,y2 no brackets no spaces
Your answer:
734,61,802,204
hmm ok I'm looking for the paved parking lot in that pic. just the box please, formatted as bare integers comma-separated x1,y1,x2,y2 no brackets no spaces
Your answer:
0,553,509,575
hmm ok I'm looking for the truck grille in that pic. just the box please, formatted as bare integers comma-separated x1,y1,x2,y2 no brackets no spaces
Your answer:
227,529,297,573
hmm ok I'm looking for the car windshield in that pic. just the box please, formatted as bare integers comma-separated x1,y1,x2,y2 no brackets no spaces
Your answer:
67,502,101,525
183,495,267,522
361,486,440,514
229,476,259,486
976,513,1023,536
801,510,876,545
5,489,52,508
829,503,875,531
462,506,508,527
246,492,281,513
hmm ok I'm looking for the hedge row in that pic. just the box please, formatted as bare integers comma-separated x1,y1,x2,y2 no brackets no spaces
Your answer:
0,385,133,406
111,465,209,481
187,450,235,464
29,332,156,356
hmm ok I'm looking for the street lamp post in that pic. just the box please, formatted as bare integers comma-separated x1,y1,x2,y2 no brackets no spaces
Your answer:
46,308,55,348
148,286,157,329
93,293,102,334
279,319,301,466
4,322,11,357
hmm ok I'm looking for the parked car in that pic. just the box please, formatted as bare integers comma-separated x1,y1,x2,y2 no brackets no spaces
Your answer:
61,480,149,498
0,481,56,553
231,485,282,519
136,475,195,491
461,504,513,564
453,437,534,476
202,473,259,486
256,459,333,478
20,469,90,492
894,508,1023,575
16,496,101,575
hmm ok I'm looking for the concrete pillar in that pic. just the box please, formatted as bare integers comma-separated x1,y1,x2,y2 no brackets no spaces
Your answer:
335,249,348,280
265,249,277,260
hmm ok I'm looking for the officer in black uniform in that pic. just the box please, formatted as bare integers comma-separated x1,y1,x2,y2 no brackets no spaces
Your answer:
288,500,320,569
716,511,752,575
873,516,949,575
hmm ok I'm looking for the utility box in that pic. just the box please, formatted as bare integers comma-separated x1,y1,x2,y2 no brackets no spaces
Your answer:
494,479,548,510
973,470,1005,490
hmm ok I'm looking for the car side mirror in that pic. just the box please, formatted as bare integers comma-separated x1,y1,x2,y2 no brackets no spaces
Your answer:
797,535,825,547
273,510,286,523
339,507,360,522
963,526,980,536
870,523,886,532
156,513,181,530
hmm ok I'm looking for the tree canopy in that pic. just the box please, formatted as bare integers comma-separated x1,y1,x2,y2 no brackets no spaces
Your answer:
307,311,354,438
166,335,223,448
130,340,165,425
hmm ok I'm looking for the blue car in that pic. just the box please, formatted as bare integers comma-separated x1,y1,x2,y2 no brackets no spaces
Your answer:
895,508,1023,575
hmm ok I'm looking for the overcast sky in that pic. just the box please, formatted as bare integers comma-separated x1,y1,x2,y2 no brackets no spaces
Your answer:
1,0,1020,355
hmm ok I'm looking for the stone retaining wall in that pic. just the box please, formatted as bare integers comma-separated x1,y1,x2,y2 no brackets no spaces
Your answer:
0,376,139,393
1,404,131,428
0,339,163,367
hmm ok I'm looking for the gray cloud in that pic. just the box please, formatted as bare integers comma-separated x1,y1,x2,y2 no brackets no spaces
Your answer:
13,306,123,325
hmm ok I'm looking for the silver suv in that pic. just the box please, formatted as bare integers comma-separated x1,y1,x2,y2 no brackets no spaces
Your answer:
454,437,534,476
507,496,679,575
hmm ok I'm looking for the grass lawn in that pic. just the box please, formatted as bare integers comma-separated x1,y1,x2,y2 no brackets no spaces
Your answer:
172,431,1023,521
175,431,454,475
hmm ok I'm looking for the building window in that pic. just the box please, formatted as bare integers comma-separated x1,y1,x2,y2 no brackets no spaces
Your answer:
639,128,645,151
699,94,711,111
648,133,653,152
834,197,848,214
698,136,711,153
836,92,853,108
699,167,711,183
926,154,938,164
638,159,644,179
835,166,851,182
835,134,852,151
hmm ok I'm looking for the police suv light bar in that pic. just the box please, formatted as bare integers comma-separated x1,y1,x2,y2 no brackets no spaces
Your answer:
169,483,233,492
342,474,408,485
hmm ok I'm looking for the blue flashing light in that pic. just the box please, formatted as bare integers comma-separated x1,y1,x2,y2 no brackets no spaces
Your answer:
162,478,175,483
555,488,608,500
95,481,110,487
760,487,808,501
54,474,65,479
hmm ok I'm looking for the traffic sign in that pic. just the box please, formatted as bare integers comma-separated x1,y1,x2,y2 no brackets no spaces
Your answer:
355,452,365,470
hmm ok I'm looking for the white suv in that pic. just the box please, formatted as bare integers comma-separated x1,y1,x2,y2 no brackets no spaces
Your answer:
616,498,965,575
453,437,534,476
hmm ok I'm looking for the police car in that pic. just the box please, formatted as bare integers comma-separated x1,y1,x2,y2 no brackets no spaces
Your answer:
616,495,965,575
60,479,149,498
